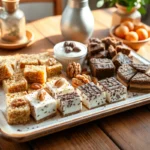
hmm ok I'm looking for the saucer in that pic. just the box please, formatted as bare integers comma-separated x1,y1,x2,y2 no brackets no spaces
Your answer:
0,30,34,50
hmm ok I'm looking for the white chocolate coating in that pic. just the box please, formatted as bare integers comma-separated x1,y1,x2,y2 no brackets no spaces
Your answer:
46,78,74,98
25,90,57,121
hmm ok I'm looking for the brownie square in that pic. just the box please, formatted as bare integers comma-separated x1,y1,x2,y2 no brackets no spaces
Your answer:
90,58,115,79
112,52,132,70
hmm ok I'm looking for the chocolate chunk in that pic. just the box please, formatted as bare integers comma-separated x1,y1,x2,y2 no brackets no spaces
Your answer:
112,52,132,70
73,47,81,52
64,41,70,47
89,38,101,44
116,45,130,56
90,58,115,80
69,42,76,48
108,45,117,58
131,64,150,73
65,46,73,53
101,37,123,48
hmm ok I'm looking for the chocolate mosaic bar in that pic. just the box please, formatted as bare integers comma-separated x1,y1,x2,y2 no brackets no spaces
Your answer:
98,77,127,103
77,82,106,109
117,64,137,87
57,92,82,116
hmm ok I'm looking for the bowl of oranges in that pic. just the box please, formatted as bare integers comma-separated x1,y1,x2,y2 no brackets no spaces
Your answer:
110,20,150,50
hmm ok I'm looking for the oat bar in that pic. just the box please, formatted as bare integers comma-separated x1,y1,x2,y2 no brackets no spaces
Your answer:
3,73,28,93
24,65,47,83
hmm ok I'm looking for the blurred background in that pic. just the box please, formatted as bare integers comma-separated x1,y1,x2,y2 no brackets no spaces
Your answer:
19,0,149,24
20,0,99,21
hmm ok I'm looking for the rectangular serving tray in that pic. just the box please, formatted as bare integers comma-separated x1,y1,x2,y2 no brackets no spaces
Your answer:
0,50,150,142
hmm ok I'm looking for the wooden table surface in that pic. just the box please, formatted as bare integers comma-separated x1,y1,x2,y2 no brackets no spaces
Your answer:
1,8,150,150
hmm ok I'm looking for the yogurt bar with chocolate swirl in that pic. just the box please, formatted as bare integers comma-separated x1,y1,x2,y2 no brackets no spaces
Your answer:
57,91,82,116
97,77,127,103
77,82,106,109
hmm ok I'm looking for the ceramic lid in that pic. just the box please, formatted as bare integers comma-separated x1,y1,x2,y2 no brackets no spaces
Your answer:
54,41,87,59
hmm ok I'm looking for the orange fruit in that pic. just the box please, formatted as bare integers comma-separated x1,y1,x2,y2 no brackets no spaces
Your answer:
147,29,150,37
136,28,148,40
134,23,149,31
125,31,138,42
115,25,129,38
121,21,134,31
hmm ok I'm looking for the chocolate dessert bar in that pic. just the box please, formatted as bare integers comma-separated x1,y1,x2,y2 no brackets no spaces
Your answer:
112,52,133,70
90,58,115,79
97,77,127,103
131,64,150,73
117,64,137,87
77,82,106,109
25,89,57,122
101,37,123,48
116,45,130,56
129,72,150,93
57,92,82,116
108,45,117,58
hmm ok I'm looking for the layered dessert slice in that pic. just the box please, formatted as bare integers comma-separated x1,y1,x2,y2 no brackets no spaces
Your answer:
6,92,30,125
98,77,127,103
130,64,150,73
46,78,74,98
117,64,137,87
57,91,82,116
129,72,150,93
77,82,106,109
90,58,115,80
24,65,47,83
0,60,14,81
112,52,132,70
3,73,28,93
25,89,57,122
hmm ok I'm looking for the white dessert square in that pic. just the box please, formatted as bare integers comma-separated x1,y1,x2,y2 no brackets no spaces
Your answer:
57,92,82,116
97,77,127,103
77,82,106,109
46,78,74,98
25,89,57,122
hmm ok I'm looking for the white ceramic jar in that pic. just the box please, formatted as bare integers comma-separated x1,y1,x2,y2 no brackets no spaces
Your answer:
54,41,87,70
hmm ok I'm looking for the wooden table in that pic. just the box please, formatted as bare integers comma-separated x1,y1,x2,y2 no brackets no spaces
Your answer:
1,8,150,150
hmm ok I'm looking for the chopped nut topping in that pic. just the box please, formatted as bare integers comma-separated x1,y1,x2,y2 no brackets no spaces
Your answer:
54,78,65,88
37,89,46,101
30,83,42,90
48,58,57,66
11,99,27,107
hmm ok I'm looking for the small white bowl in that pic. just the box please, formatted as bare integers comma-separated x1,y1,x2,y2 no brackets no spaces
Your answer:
54,41,87,70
